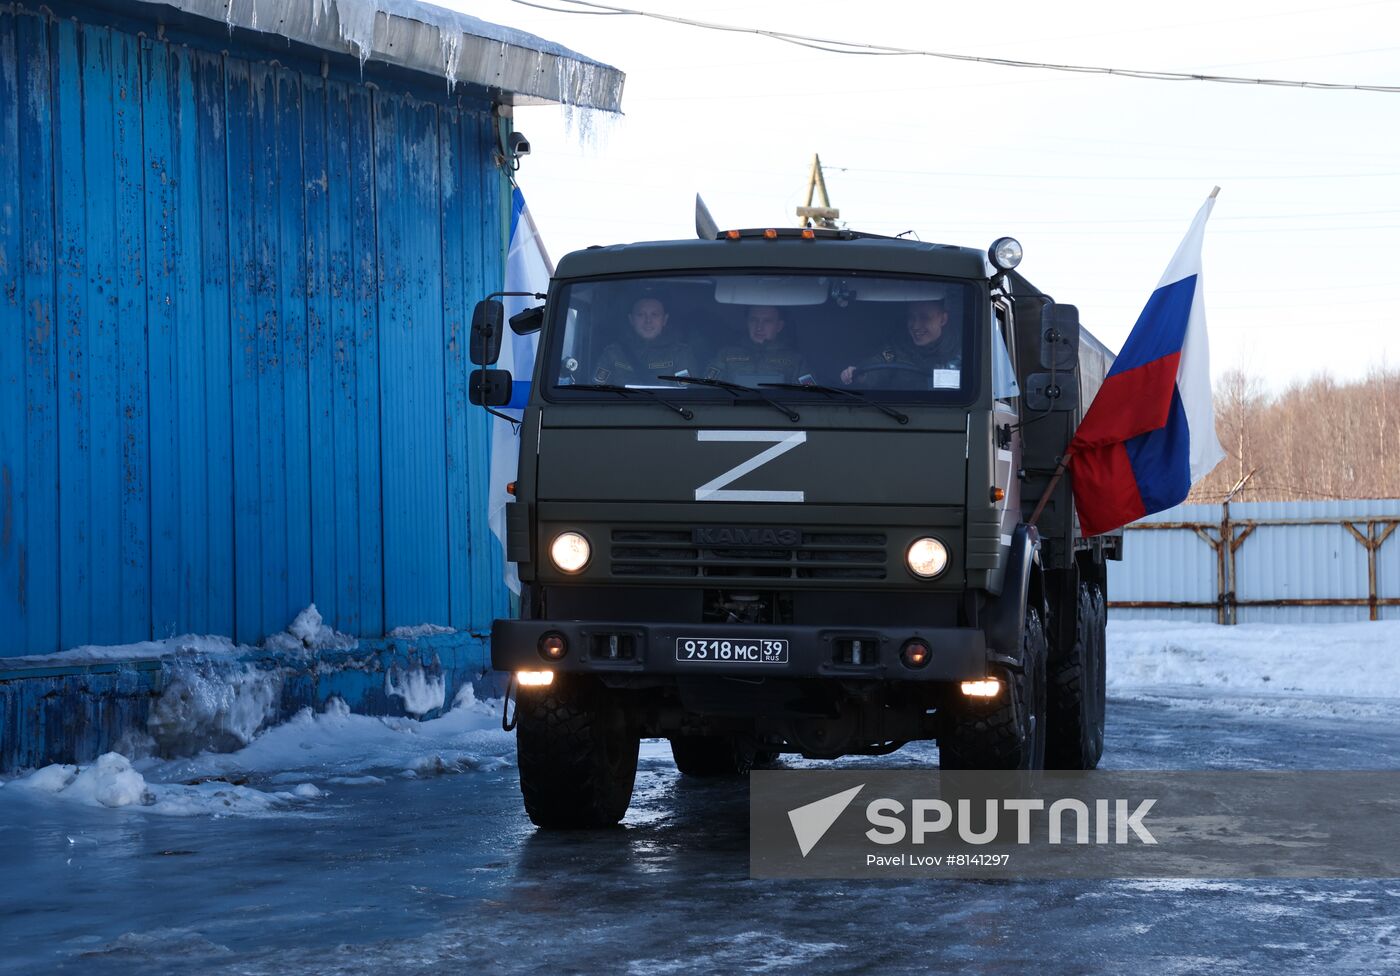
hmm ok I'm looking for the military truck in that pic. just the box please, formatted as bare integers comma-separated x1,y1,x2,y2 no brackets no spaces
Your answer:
470,227,1119,828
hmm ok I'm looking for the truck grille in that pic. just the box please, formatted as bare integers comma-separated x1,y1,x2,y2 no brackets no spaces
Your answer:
610,529,887,581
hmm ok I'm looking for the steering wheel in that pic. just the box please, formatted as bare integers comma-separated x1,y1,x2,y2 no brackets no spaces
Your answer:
852,363,931,377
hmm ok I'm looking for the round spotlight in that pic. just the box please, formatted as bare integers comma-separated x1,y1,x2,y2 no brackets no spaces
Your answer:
538,632,568,661
906,537,949,579
989,237,1023,272
901,639,932,669
550,531,591,574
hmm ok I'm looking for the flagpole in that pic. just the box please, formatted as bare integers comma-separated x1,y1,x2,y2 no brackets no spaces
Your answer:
1027,451,1072,529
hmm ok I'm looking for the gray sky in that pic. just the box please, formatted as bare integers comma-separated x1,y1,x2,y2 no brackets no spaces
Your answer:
454,0,1400,389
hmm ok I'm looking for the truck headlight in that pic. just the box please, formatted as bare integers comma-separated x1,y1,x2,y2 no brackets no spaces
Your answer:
550,531,591,573
906,537,949,578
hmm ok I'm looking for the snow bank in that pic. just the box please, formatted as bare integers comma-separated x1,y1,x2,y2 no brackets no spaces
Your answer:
261,604,358,654
385,663,446,717
1109,620,1400,700
4,752,294,816
1,688,511,817
5,634,240,667
147,659,283,757
388,623,456,638
10,605,355,670
151,687,510,786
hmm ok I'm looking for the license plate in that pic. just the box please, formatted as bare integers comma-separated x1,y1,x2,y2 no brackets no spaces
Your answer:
675,637,789,664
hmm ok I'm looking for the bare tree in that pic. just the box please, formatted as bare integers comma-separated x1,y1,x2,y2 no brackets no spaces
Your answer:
1187,367,1400,502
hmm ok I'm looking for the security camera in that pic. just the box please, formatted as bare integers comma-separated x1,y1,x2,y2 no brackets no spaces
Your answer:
508,131,531,157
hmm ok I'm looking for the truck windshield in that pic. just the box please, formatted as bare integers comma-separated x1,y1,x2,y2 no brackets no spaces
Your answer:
546,273,978,401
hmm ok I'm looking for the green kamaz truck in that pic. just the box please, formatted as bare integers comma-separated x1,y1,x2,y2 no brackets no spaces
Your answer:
470,226,1119,828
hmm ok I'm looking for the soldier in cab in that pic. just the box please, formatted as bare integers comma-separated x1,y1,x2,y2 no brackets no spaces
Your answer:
708,305,814,386
592,293,700,385
840,298,962,390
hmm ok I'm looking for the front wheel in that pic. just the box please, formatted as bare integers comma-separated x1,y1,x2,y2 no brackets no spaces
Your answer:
516,678,639,828
937,606,1048,770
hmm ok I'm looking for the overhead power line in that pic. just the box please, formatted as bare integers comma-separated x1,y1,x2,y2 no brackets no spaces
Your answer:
509,0,1400,93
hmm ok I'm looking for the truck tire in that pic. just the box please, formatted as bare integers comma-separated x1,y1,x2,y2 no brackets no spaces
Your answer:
937,606,1047,770
515,678,639,828
670,735,756,777
1046,580,1106,769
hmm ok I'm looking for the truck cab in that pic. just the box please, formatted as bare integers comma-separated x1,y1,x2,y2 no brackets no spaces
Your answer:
472,228,1118,828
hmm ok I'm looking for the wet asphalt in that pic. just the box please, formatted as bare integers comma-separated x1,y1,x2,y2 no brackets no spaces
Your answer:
2,694,1399,975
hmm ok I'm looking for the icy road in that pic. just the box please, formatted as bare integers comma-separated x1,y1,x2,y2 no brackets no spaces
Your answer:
2,622,1399,975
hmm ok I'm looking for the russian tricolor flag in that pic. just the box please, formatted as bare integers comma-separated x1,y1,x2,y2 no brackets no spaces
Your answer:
1068,192,1225,538
489,187,551,595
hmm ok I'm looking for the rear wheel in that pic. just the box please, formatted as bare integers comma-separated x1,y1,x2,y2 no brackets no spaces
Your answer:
670,735,757,777
938,606,1047,770
516,678,639,828
1047,580,1107,769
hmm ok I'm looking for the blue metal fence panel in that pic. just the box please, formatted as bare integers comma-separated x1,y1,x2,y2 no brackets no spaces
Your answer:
1111,499,1400,624
0,1,508,656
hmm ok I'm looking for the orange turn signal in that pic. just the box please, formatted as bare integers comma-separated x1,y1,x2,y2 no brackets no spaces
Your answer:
507,482,517,496
991,487,1005,502
763,228,778,239
725,229,741,240
801,229,815,240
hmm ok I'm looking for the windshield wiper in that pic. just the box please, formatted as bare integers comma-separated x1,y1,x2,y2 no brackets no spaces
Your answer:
657,375,800,422
569,383,693,420
759,382,909,425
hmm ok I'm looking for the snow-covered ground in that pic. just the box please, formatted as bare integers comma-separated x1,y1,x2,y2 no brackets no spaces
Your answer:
4,619,1398,818
1107,619,1400,720
3,621,1399,976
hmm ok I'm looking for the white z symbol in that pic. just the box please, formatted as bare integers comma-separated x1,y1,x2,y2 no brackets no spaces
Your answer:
695,430,807,502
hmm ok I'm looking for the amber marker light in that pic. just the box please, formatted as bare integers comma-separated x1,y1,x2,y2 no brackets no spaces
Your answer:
507,482,516,496
763,228,778,239
725,230,741,240
900,639,932,669
960,678,1002,698
991,487,1005,502
801,229,816,240
538,632,567,661
517,670,555,688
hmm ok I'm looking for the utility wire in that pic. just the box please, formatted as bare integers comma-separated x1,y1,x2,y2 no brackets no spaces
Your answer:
510,0,1400,93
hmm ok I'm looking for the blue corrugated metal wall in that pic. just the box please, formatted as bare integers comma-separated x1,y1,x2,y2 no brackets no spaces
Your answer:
1112,499,1400,623
0,1,509,656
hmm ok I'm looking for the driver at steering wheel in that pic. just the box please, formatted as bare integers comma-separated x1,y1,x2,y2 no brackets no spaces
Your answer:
840,299,961,389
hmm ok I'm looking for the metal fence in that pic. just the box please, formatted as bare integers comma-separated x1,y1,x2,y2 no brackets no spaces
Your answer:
1109,499,1400,624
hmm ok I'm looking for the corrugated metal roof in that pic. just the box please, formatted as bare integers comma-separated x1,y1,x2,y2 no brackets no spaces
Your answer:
162,0,625,111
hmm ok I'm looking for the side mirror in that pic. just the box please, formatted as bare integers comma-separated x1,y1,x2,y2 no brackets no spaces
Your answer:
470,300,505,365
509,305,545,336
1024,372,1078,412
469,368,513,407
1040,304,1080,370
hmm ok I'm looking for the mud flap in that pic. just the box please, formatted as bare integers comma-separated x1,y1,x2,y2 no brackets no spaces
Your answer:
982,523,1040,668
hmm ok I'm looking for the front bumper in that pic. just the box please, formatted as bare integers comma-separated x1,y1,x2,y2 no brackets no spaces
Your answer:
491,619,987,682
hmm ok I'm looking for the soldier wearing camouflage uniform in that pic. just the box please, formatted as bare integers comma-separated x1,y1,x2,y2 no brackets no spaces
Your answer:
707,305,812,385
841,299,961,390
592,296,699,385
